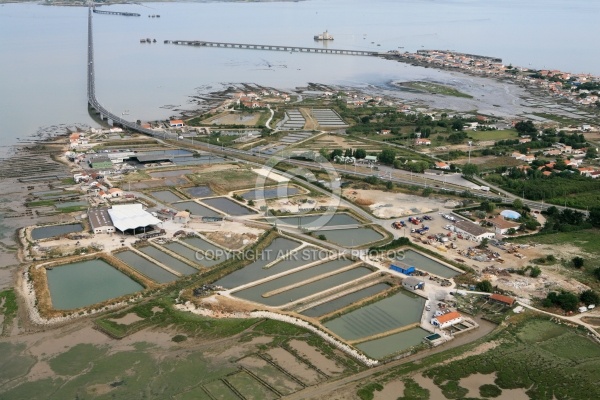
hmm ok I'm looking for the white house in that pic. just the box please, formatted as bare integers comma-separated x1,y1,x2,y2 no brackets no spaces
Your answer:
402,276,425,291
453,220,495,242
108,188,123,198
174,211,190,224
431,311,463,329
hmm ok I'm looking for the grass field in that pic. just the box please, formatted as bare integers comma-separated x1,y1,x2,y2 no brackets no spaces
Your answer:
468,129,517,141
186,168,270,194
403,81,473,99
357,316,600,400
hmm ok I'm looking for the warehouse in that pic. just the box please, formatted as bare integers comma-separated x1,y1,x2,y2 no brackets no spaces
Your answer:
453,220,495,242
88,208,115,234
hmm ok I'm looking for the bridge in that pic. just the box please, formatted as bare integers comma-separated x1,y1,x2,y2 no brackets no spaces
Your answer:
87,8,158,137
169,40,381,57
92,9,140,17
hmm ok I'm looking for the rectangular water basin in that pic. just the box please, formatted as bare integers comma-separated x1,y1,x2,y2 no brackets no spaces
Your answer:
356,327,430,359
300,283,391,318
241,185,299,200
173,201,222,218
314,227,384,247
323,291,426,341
185,185,213,198
399,249,461,278
137,246,198,275
46,259,143,310
149,190,183,203
115,250,178,284
232,260,360,307
273,213,361,229
31,223,83,240
202,197,256,216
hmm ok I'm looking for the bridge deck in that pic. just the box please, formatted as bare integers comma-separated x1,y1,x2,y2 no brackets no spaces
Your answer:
169,40,380,56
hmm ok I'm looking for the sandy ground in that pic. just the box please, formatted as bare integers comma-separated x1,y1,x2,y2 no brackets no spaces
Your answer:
343,189,447,218
252,168,289,183
374,380,405,400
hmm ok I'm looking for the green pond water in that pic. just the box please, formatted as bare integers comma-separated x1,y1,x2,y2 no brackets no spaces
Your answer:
215,238,308,288
173,201,222,217
202,197,255,216
150,190,183,203
273,213,361,229
233,261,364,307
31,223,83,240
137,246,198,275
300,283,391,318
323,291,426,341
356,327,430,359
46,259,143,310
314,227,384,247
398,249,460,278
115,250,178,284
162,242,215,267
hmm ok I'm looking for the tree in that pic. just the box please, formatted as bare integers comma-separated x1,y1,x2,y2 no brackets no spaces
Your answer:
514,120,537,135
355,148,367,159
462,163,479,177
507,228,517,235
451,119,464,131
557,291,579,312
480,201,496,213
580,290,600,306
512,198,524,210
477,280,493,292
385,181,394,190
588,206,600,228
478,238,489,249
330,149,343,160
594,267,600,281
378,149,396,165
530,266,542,278
572,256,585,269
422,187,433,197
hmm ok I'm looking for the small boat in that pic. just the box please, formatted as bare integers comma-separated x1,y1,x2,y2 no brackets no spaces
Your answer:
122,110,130,115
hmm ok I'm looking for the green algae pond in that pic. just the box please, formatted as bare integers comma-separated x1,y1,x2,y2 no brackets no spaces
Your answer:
46,259,143,310
323,291,425,341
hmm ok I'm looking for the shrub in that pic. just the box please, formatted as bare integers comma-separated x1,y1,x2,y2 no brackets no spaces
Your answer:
479,384,502,398
172,334,187,343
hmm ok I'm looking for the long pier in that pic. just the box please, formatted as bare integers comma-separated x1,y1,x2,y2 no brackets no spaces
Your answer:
169,40,380,57
93,9,141,17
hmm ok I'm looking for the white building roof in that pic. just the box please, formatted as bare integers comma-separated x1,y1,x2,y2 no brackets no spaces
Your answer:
107,204,161,232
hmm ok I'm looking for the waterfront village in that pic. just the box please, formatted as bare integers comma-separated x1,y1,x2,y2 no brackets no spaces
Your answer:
4,48,600,398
